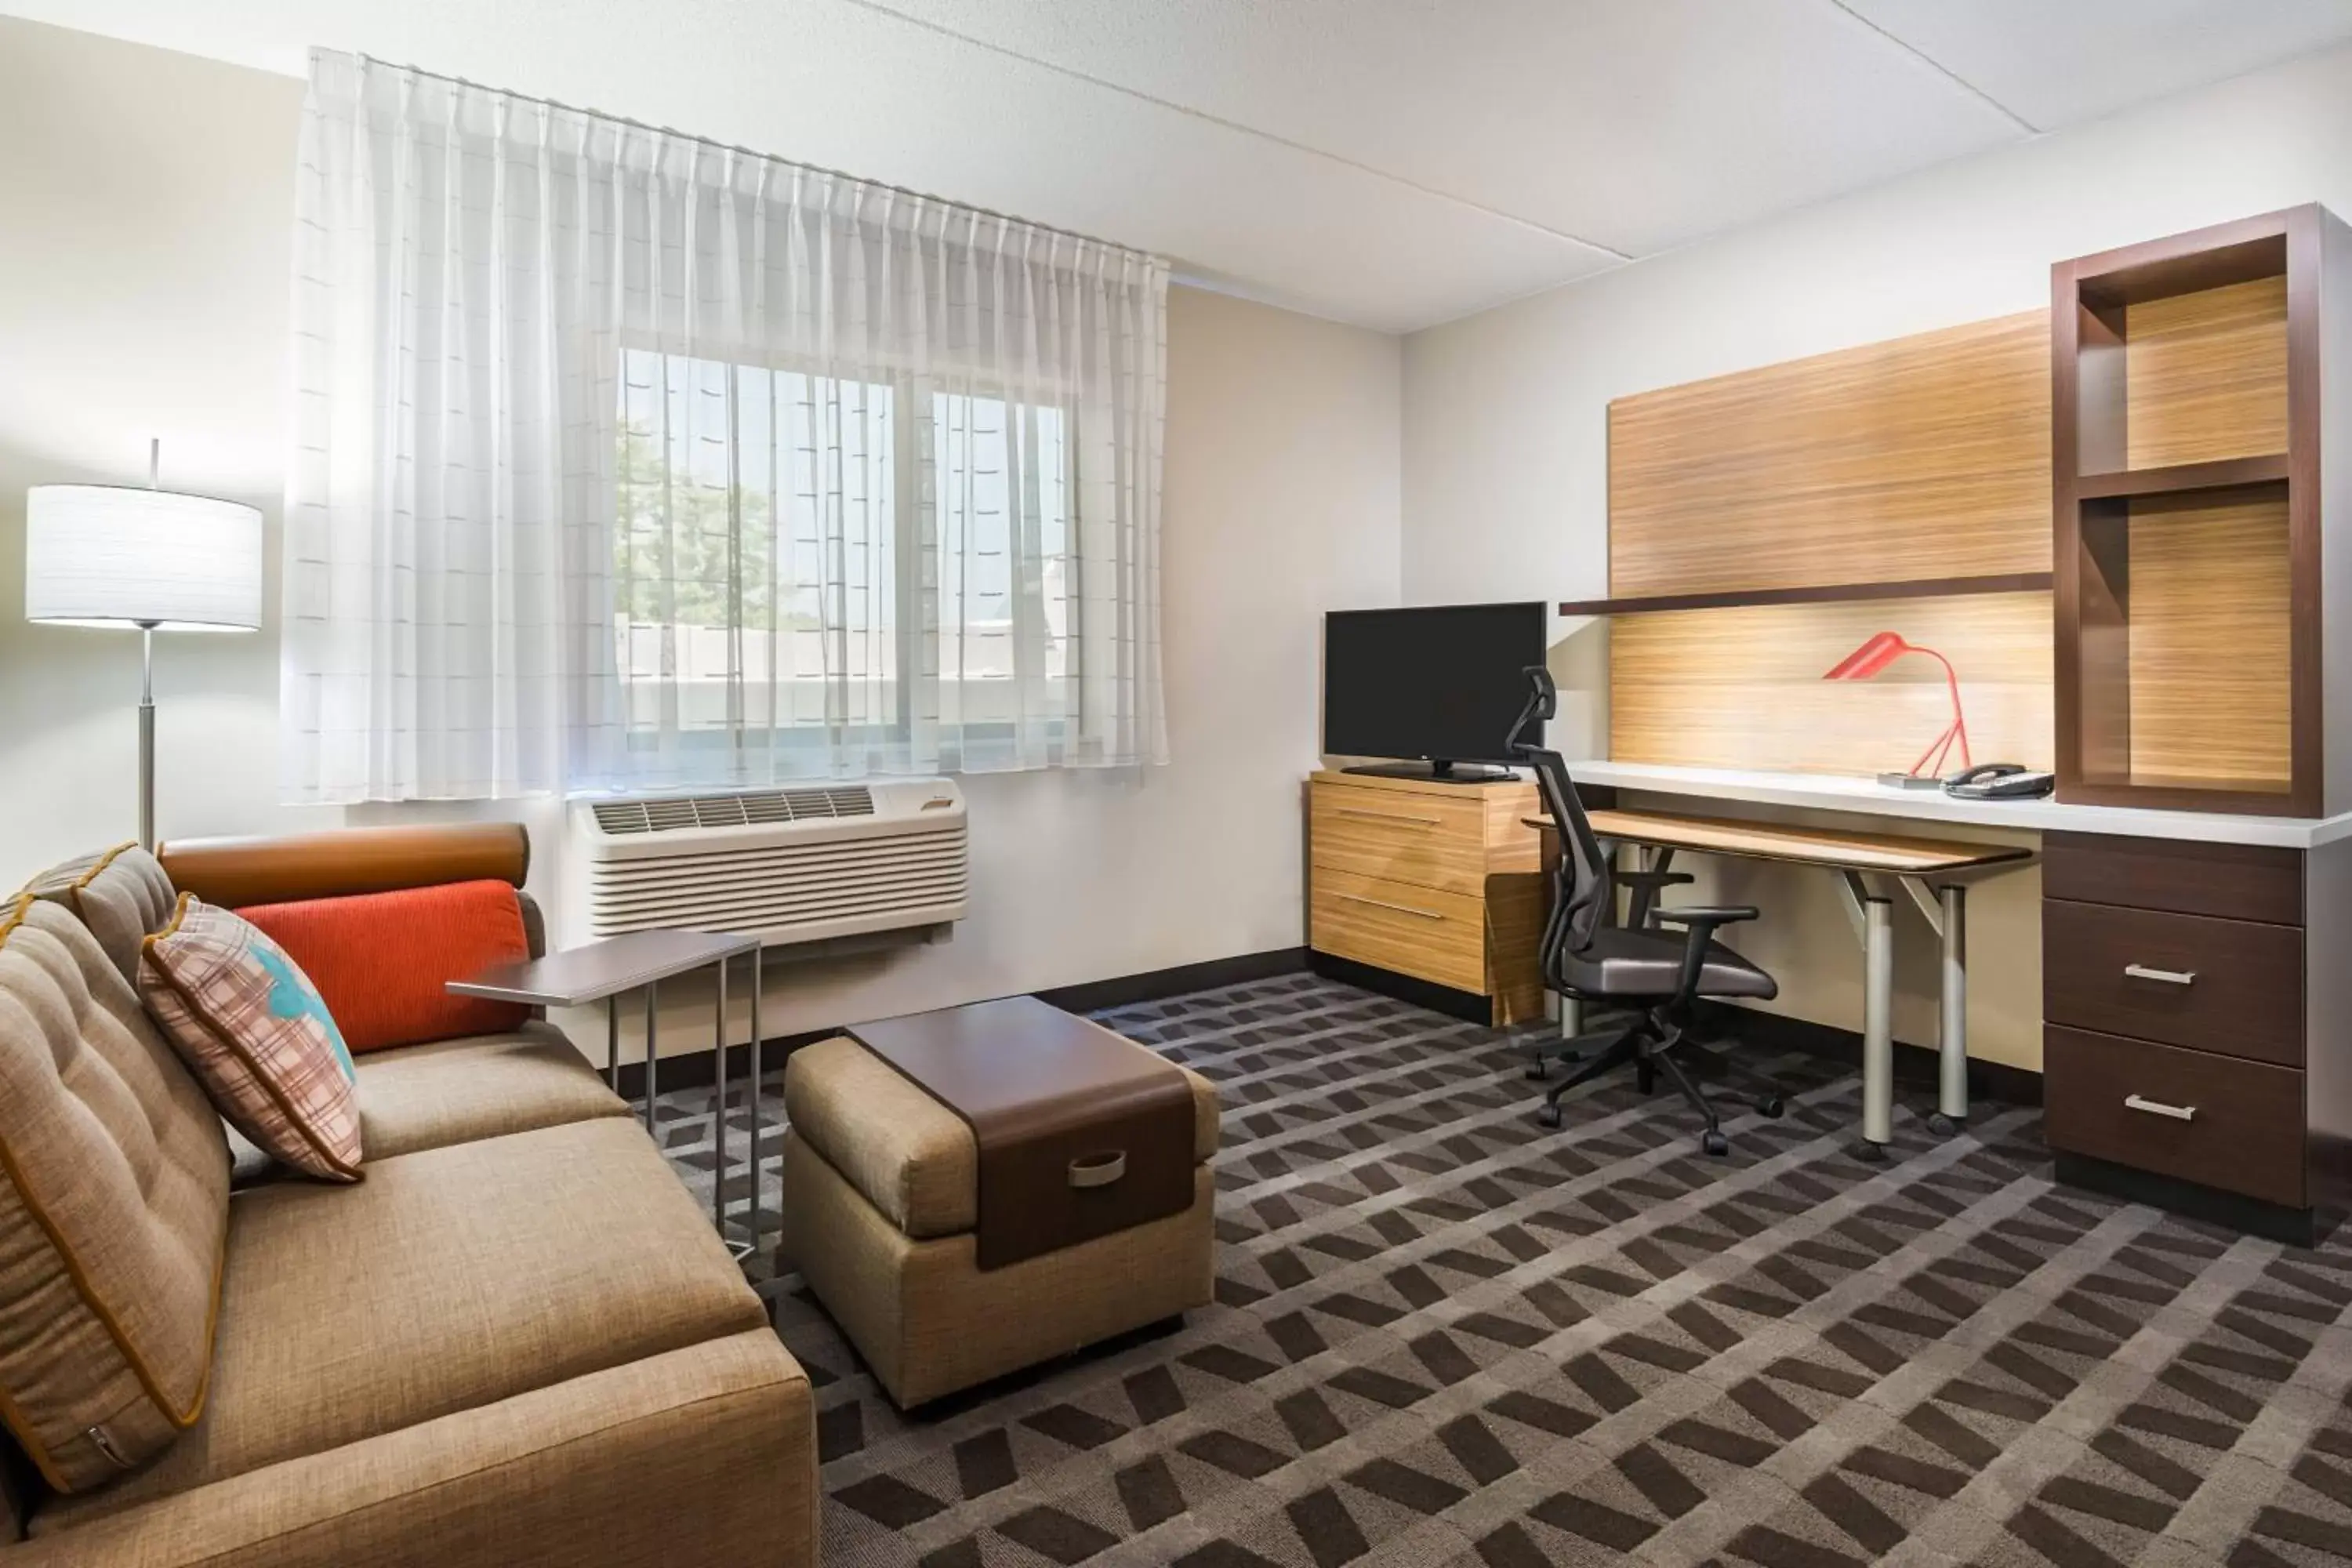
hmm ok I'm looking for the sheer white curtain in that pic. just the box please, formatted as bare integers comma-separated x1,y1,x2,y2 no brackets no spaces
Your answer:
283,49,1167,802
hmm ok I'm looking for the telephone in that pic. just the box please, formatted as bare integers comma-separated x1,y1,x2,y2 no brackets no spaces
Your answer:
1943,762,2056,800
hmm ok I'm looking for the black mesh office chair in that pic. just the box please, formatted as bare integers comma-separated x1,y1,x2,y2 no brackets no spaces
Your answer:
1504,666,1786,1156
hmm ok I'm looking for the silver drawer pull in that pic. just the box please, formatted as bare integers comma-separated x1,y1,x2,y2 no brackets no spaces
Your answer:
1337,892,1446,920
1337,808,1439,828
1069,1150,1127,1189
2125,1094,2197,1122
2123,964,2197,986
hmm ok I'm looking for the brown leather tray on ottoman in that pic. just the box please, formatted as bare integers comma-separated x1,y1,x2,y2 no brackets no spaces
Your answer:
779,998,1219,1408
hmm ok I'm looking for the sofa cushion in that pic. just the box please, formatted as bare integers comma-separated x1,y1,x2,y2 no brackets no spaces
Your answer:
20,844,176,989
354,1025,630,1161
36,1115,767,1527
0,898,230,1493
784,1031,1221,1239
239,880,534,1054
13,1332,816,1568
140,897,362,1183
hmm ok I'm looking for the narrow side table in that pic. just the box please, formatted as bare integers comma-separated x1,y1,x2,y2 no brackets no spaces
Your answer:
449,929,764,1254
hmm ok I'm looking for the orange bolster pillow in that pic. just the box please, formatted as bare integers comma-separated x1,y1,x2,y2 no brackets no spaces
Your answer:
237,880,533,1054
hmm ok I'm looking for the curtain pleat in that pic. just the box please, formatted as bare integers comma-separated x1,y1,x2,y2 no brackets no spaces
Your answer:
283,49,1168,802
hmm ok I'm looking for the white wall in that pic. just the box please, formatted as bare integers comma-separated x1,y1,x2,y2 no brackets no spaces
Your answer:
1403,40,2352,1073
0,16,1403,1058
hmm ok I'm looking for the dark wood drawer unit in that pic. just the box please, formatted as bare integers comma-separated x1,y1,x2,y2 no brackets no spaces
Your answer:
2043,900,2303,1065
2045,1025,2307,1207
2043,829,2334,1242
2043,832,2303,926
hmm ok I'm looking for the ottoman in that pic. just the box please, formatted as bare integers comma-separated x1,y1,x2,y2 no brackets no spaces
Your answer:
780,1008,1220,1408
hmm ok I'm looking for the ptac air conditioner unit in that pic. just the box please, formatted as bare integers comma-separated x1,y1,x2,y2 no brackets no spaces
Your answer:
568,780,967,946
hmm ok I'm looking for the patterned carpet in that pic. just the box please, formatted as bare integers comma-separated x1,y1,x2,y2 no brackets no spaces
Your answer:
652,972,2352,1567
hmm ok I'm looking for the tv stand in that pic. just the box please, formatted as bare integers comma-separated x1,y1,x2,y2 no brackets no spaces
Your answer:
1341,760,1516,783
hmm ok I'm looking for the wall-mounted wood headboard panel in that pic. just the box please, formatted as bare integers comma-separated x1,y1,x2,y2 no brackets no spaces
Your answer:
1607,311,2052,599
1610,590,2054,778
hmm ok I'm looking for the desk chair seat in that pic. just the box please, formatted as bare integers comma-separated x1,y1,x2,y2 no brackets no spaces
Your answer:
1565,926,1778,1000
1504,666,1791,1156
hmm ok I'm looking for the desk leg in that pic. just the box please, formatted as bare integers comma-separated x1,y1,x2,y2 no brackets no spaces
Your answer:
644,981,659,1134
605,996,619,1091
1840,871,1895,1163
713,956,730,1235
1934,884,1968,1134
747,943,764,1255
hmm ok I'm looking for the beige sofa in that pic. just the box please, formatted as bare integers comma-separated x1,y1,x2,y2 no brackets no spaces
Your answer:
0,829,816,1567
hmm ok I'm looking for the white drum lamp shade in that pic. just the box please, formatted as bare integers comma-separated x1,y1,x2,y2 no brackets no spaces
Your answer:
24,485,263,630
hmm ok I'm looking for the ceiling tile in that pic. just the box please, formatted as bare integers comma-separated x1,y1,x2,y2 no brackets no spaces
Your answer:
857,0,2027,256
1841,0,2352,131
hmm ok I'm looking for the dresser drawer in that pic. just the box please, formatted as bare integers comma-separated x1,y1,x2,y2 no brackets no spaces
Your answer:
2043,832,2302,926
1309,869,1486,993
1309,784,1488,896
2044,1026,2306,1207
2043,898,2303,1065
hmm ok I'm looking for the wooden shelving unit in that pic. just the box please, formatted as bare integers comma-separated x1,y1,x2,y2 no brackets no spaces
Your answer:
2053,206,2337,817
1559,572,2053,619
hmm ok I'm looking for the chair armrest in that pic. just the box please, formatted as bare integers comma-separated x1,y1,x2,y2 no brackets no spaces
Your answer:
1653,906,1761,1001
1614,869,1694,928
1651,905,1760,927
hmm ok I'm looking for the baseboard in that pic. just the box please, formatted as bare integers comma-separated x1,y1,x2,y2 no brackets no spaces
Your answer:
613,948,1312,1100
1305,950,1495,1025
1036,948,1309,1014
2053,1152,2326,1247
614,1028,841,1102
1693,1000,2044,1109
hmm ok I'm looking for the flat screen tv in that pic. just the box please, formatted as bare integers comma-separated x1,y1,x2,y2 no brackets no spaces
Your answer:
1323,601,1547,779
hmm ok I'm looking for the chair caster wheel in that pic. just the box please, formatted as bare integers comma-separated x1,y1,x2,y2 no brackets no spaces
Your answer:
1701,1130,1729,1156
1537,1103,1563,1130
1756,1096,1784,1119
1926,1112,1962,1137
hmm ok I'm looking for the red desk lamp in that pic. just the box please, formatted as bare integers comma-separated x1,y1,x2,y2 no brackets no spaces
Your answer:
1824,631,1971,787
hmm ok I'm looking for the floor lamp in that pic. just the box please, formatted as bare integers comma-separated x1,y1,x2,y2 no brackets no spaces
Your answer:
24,448,263,850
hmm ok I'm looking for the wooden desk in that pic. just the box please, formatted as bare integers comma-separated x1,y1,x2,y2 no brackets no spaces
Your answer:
1529,807,2032,1160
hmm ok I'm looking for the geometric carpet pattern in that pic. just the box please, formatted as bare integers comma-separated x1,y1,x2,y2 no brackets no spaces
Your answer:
650,971,2352,1567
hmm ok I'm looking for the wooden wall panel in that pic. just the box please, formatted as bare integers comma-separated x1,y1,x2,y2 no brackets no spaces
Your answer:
1608,312,2051,598
1610,591,2053,776
2126,489,2293,789
2125,275,2288,470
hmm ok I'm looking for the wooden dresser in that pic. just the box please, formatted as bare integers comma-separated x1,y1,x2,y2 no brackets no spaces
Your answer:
2042,829,2352,1244
1305,771,1548,1025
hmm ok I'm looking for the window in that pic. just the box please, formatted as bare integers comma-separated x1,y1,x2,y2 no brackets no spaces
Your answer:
613,347,1073,783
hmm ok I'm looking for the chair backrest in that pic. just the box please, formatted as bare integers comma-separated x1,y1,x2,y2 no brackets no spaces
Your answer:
1501,666,1614,964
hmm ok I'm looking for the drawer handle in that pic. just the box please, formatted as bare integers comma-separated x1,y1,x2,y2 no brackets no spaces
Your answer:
2123,964,2197,986
2125,1094,2198,1123
1337,808,1440,829
1337,892,1446,921
1069,1150,1127,1189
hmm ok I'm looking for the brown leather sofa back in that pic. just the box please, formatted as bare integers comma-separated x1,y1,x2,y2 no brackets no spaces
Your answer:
158,824,528,909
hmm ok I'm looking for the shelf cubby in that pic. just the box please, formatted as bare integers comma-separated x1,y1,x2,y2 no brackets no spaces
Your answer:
2053,207,2333,816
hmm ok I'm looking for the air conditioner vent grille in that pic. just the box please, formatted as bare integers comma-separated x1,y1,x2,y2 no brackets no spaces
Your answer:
590,786,876,836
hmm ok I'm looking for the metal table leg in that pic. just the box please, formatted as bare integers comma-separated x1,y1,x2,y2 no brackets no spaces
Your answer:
713,954,731,1235
1935,884,1967,1132
1897,875,1973,1138
1838,870,1895,1162
644,980,659,1134
746,942,764,1250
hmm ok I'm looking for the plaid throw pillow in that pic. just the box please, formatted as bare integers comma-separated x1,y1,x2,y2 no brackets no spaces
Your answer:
138,895,362,1181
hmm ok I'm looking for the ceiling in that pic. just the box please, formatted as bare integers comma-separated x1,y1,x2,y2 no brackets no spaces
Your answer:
9,0,2352,332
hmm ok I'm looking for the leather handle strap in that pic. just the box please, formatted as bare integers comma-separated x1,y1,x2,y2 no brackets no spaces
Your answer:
1068,1150,1127,1189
